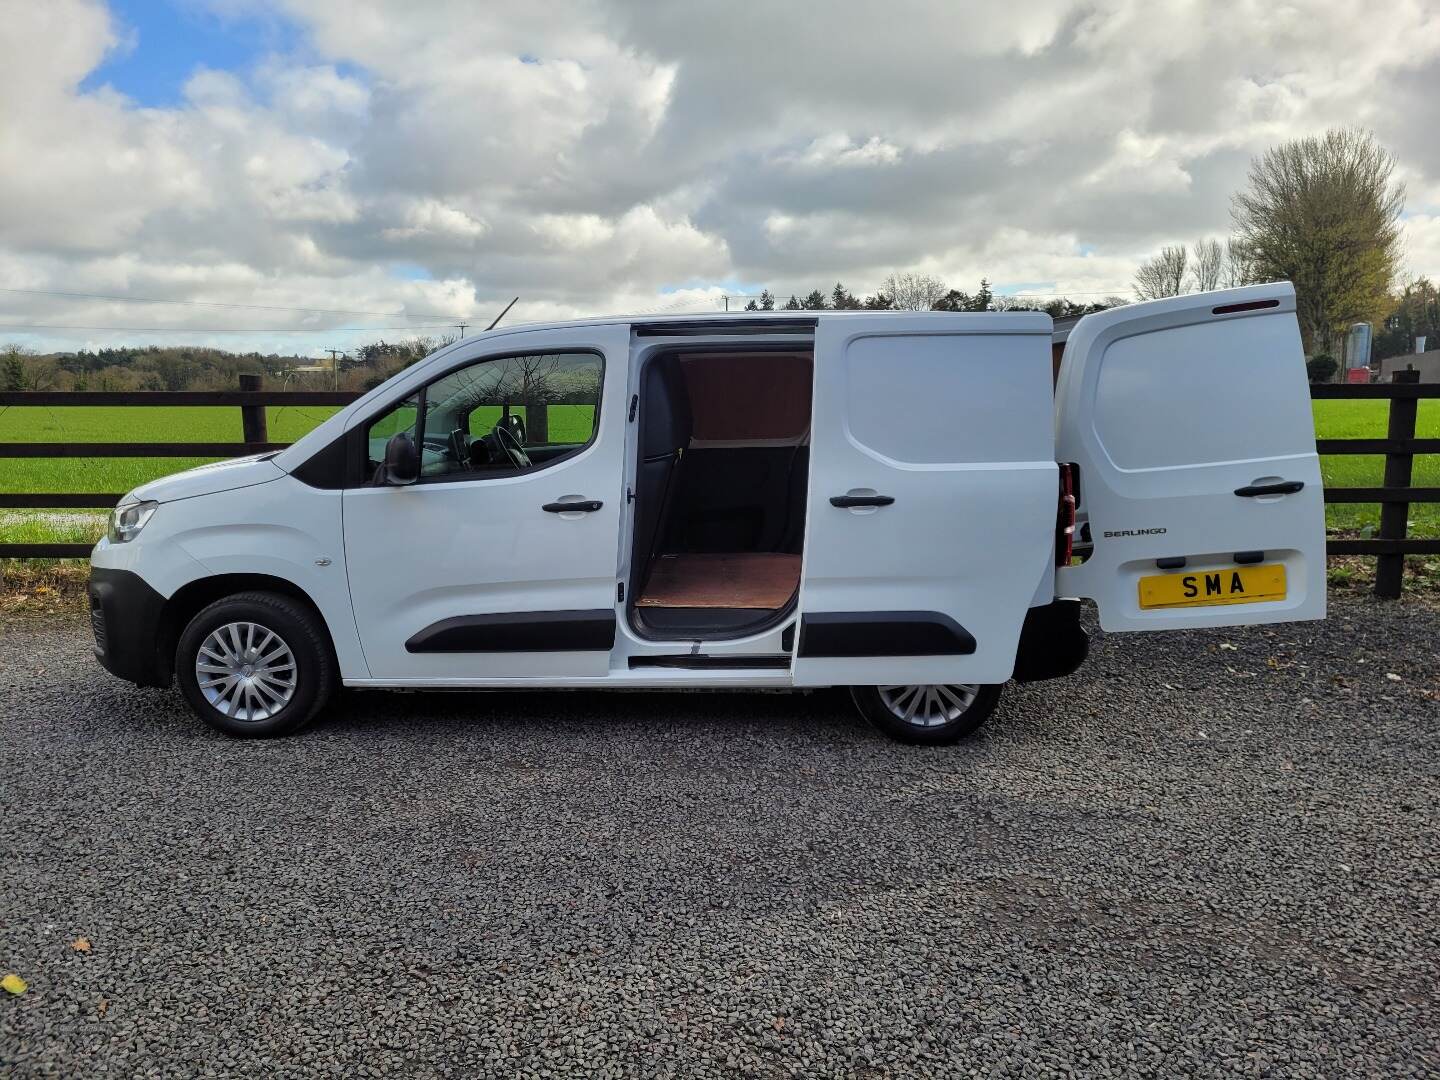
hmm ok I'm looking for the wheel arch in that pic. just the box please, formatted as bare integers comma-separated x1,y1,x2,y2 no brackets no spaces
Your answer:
158,573,337,685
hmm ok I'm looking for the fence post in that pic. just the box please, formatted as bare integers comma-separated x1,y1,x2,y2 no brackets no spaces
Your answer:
239,373,268,451
1375,368,1419,599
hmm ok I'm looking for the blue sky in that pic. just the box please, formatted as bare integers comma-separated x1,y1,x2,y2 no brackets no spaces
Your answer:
81,0,301,105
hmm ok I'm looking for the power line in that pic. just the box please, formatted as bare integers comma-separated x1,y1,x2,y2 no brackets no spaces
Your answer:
0,285,475,320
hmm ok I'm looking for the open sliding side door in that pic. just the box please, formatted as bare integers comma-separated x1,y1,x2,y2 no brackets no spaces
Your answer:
1055,283,1326,632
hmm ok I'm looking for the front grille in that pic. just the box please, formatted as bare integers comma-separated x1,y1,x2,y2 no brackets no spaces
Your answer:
89,600,107,655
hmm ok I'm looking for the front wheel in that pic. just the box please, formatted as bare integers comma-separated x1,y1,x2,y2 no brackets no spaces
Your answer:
175,591,335,737
849,682,1002,745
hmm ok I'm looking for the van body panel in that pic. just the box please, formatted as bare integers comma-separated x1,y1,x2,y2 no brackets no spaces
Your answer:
90,473,367,679
794,315,1058,686
340,323,632,680
1054,283,1326,631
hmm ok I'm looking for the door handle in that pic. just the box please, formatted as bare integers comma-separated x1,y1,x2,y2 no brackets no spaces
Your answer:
1234,481,1304,498
830,494,895,508
542,499,603,513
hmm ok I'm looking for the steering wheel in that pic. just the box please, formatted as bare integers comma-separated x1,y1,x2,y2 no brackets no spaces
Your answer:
491,422,532,469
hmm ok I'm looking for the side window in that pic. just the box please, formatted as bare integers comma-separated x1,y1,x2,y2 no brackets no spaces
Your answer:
364,393,419,478
367,351,602,484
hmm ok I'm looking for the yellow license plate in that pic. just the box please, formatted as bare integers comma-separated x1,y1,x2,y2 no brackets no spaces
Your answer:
1138,563,1287,610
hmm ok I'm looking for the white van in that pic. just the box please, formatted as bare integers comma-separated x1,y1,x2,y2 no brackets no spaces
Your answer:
87,283,1325,743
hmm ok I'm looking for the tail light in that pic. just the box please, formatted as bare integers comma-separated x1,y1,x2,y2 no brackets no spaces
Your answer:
1055,463,1078,566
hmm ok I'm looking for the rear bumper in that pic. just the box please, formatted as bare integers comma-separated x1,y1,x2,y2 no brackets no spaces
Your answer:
87,567,170,688
1012,599,1089,683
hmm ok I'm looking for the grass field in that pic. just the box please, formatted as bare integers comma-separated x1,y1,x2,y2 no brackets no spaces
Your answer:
2,400,1437,546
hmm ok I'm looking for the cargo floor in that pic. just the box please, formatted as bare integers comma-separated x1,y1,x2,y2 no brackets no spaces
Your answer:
636,553,801,610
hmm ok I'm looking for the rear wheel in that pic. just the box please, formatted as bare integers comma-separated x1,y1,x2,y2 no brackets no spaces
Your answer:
175,591,334,737
849,682,1001,745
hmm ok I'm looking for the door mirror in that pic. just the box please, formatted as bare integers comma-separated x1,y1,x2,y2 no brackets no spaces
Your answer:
381,431,419,485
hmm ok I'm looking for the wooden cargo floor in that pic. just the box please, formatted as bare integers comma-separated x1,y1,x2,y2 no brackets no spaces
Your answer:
636,553,801,610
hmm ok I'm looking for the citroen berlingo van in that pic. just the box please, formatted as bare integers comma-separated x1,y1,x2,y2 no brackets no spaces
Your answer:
88,283,1325,743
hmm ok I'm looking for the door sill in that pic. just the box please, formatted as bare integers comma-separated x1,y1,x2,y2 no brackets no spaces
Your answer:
629,653,791,670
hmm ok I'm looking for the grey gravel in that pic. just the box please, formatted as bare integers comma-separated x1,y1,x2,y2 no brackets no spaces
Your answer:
2,594,1437,1079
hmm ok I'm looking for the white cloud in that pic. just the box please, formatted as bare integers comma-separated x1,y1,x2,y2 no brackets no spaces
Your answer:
0,0,1438,353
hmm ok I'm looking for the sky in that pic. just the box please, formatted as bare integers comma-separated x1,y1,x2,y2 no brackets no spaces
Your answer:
1,0,1439,357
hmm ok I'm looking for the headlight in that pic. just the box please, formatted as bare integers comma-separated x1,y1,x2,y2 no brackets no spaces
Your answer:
107,499,159,544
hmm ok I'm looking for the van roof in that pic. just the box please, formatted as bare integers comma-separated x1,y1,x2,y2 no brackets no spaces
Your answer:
475,308,1054,342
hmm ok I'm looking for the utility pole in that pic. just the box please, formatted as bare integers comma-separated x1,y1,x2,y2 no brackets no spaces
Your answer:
723,295,729,312
457,323,468,338
325,348,343,391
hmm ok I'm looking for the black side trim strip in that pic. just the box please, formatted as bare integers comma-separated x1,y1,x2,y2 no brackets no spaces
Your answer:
797,611,977,658
629,654,792,670
406,610,616,653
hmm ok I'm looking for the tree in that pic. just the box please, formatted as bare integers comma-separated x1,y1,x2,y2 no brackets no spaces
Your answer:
831,282,861,310
1231,127,1405,355
1223,238,1260,289
1134,245,1189,300
759,289,775,311
1190,238,1224,292
1,345,27,391
1305,354,1338,382
494,353,564,445
743,299,759,311
802,289,829,310
1375,278,1440,360
862,291,894,309
932,279,992,312
882,271,947,311
782,294,802,310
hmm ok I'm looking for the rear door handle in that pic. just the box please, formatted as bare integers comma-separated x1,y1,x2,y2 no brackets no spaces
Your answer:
1234,481,1304,497
830,494,895,508
542,499,603,513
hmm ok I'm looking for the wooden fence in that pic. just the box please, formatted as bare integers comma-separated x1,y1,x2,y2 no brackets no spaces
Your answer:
3,374,1440,597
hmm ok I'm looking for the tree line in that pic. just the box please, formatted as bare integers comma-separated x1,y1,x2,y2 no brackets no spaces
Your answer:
743,274,1122,319
0,335,458,394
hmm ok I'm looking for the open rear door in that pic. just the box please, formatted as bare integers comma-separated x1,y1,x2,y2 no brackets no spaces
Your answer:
794,313,1058,687
1055,283,1326,632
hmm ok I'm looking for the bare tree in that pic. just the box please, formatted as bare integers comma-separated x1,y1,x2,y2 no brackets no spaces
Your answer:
493,354,564,444
1133,245,1189,300
1222,238,1261,289
1231,127,1405,354
1189,238,1224,292
882,271,948,311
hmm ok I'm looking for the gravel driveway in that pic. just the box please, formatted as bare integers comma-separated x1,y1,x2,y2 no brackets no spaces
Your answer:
1,594,1437,1079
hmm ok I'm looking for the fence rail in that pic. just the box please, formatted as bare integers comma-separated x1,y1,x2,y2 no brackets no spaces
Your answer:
2,374,1438,595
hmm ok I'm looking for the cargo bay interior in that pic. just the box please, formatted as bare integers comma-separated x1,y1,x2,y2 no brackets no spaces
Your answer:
628,348,813,640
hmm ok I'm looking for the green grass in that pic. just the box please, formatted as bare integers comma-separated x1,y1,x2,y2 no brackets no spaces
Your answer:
1313,400,1440,537
0,404,595,544
2,400,1436,546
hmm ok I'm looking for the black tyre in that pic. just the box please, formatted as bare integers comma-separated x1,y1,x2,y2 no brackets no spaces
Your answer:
849,682,1002,745
175,591,335,738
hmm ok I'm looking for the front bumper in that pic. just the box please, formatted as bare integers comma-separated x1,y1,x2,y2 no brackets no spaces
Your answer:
87,567,170,688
